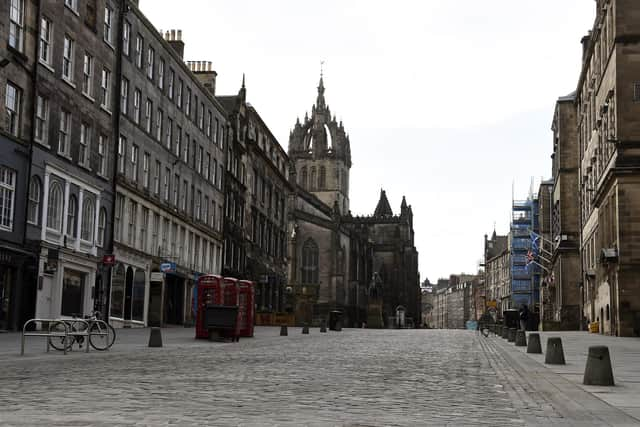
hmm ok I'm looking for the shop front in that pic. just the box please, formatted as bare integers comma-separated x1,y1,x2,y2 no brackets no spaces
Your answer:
0,248,37,331
35,248,100,321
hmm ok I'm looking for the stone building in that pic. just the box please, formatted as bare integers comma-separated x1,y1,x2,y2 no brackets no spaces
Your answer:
111,9,227,327
13,0,121,324
286,77,420,327
430,274,478,329
576,0,640,336
484,231,510,316
547,94,581,330
0,0,38,330
217,79,292,322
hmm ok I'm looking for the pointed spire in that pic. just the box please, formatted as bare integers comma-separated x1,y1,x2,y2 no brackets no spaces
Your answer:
374,189,393,218
401,195,408,210
238,73,246,102
316,73,326,109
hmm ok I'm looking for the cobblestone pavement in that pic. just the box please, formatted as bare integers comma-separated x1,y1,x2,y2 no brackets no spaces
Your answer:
0,327,612,426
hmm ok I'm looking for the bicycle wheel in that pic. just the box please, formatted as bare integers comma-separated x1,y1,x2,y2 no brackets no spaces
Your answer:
89,321,116,350
48,321,74,351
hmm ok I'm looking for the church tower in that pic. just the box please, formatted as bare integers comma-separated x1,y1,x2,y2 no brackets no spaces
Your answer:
288,76,352,214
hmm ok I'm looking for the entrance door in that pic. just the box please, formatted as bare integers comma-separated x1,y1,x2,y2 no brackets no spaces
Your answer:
0,266,11,330
124,267,133,321
164,276,184,325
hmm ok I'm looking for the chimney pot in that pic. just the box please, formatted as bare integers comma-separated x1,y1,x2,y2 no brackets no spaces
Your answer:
178,30,182,41
171,29,176,40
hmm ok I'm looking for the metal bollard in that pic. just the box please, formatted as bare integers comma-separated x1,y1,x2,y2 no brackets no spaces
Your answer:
320,320,327,333
515,330,527,346
583,346,615,386
507,328,516,342
280,325,288,336
527,333,542,354
302,324,309,334
545,337,566,364
148,327,163,348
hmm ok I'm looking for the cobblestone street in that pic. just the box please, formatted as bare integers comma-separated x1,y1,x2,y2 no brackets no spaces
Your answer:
0,328,635,426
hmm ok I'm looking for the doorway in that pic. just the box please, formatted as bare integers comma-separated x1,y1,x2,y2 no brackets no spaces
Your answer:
164,275,184,325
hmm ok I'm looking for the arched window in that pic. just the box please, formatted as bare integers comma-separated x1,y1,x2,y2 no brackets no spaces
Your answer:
300,166,307,190
301,238,319,284
27,176,41,224
310,167,316,191
67,195,77,237
97,208,107,247
110,264,125,319
81,197,95,242
319,166,326,189
46,181,63,231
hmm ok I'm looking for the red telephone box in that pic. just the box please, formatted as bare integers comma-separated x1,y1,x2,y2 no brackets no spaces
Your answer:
238,280,256,337
195,275,222,339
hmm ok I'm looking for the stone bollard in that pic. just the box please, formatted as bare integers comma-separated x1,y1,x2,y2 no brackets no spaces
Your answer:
302,324,309,334
320,321,327,333
545,337,566,364
527,333,542,354
515,330,527,347
507,328,516,342
280,325,288,336
583,346,615,386
148,327,163,348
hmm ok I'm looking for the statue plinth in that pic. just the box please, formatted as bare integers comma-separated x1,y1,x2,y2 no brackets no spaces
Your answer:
367,301,384,329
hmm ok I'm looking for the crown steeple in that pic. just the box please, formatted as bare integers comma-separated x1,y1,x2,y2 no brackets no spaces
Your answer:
317,75,326,109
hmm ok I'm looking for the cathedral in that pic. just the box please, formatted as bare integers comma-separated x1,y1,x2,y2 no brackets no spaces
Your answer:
286,77,420,327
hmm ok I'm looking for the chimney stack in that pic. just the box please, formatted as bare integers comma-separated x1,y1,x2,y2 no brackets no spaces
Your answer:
186,60,218,95
164,29,185,59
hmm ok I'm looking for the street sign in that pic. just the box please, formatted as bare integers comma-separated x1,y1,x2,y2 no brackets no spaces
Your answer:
160,262,176,273
102,254,116,266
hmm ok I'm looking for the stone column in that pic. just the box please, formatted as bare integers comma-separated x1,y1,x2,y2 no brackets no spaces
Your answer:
75,189,84,251
40,172,50,241
61,180,70,243
92,196,100,255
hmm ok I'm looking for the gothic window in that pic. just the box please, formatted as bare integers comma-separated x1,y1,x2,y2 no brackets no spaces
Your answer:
67,195,77,237
301,238,319,284
81,196,95,242
310,167,317,191
27,176,41,224
300,166,307,190
47,181,63,232
319,166,326,189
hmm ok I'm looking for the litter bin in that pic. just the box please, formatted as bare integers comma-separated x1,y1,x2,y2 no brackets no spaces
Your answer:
328,310,343,331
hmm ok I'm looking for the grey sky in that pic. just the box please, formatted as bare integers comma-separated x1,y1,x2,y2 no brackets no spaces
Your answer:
140,0,595,282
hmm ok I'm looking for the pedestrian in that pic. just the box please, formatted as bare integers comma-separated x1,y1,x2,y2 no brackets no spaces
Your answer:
519,304,529,331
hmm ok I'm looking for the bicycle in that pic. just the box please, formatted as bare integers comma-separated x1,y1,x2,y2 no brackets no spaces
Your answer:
48,311,116,351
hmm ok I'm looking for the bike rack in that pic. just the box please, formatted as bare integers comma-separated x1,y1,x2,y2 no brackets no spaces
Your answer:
21,318,91,356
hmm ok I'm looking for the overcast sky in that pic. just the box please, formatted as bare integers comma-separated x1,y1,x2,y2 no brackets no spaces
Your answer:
140,0,595,282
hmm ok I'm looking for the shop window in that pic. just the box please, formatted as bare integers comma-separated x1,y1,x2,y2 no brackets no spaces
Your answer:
110,264,125,318
132,270,145,322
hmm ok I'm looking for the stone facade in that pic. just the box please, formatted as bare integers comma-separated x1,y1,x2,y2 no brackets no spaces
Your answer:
111,7,227,327
432,274,479,329
546,95,581,330
0,0,39,330
576,0,640,336
217,81,291,319
17,0,120,324
484,231,510,316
